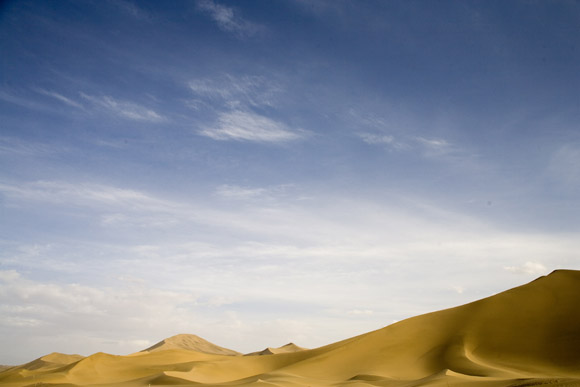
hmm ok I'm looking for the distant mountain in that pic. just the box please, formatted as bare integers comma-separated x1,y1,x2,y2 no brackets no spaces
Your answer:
141,333,241,356
245,342,308,356
2,270,579,386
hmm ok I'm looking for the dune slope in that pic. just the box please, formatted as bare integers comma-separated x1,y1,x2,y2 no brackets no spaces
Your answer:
274,269,580,383
1,269,579,387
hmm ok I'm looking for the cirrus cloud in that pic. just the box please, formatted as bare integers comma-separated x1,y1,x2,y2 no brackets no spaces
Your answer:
200,110,305,143
196,0,262,38
80,93,165,122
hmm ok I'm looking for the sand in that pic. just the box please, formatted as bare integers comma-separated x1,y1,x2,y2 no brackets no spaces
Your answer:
140,333,241,356
245,343,308,356
1,269,579,386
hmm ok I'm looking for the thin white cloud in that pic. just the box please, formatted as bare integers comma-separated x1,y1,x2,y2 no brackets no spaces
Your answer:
3,180,577,272
412,136,480,165
347,108,473,161
359,133,395,145
215,184,293,201
0,90,53,112
414,136,455,158
0,181,182,218
0,136,67,156
0,271,196,321
34,88,84,109
197,0,261,37
80,93,165,122
216,185,269,199
504,261,548,275
2,180,580,361
0,180,297,234
347,109,392,131
415,137,450,149
189,79,231,100
188,74,281,109
200,110,304,143
0,270,199,358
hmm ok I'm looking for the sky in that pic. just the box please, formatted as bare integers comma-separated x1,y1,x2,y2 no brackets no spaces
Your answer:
0,0,579,365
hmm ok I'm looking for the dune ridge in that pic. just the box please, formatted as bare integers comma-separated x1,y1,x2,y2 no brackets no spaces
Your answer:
1,269,579,386
140,333,241,356
245,343,308,356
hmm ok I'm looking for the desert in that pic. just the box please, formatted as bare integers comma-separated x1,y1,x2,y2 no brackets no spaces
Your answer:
2,1,579,386
1,269,579,387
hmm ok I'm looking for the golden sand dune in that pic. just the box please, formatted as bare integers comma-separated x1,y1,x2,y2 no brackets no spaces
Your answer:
1,269,579,386
7,352,84,372
245,343,308,356
140,333,241,356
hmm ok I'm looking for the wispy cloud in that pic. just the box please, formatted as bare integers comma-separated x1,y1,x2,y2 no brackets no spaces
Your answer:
216,185,269,199
357,132,459,157
0,90,53,112
415,136,452,154
359,133,396,145
0,180,198,233
0,181,180,215
188,75,295,144
415,137,450,149
348,109,420,151
2,179,578,359
348,107,474,162
34,88,84,109
189,74,281,110
197,0,261,38
4,180,575,271
200,110,304,143
0,269,199,358
215,184,293,201
0,137,66,157
80,93,165,122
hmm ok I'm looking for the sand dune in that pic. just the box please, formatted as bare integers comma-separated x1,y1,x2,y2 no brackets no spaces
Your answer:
141,333,241,356
0,352,85,374
245,343,308,356
1,269,579,386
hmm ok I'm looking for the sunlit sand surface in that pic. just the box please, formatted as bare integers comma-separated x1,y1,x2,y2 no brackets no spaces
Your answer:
1,270,579,386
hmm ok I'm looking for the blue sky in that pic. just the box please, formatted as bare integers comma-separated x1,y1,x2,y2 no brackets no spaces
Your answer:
1,0,579,364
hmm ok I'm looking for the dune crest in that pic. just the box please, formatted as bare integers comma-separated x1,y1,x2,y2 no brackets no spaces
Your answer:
1,269,579,386
141,333,241,356
245,342,308,356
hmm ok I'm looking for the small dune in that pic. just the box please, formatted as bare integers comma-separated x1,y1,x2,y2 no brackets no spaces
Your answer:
245,343,308,356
